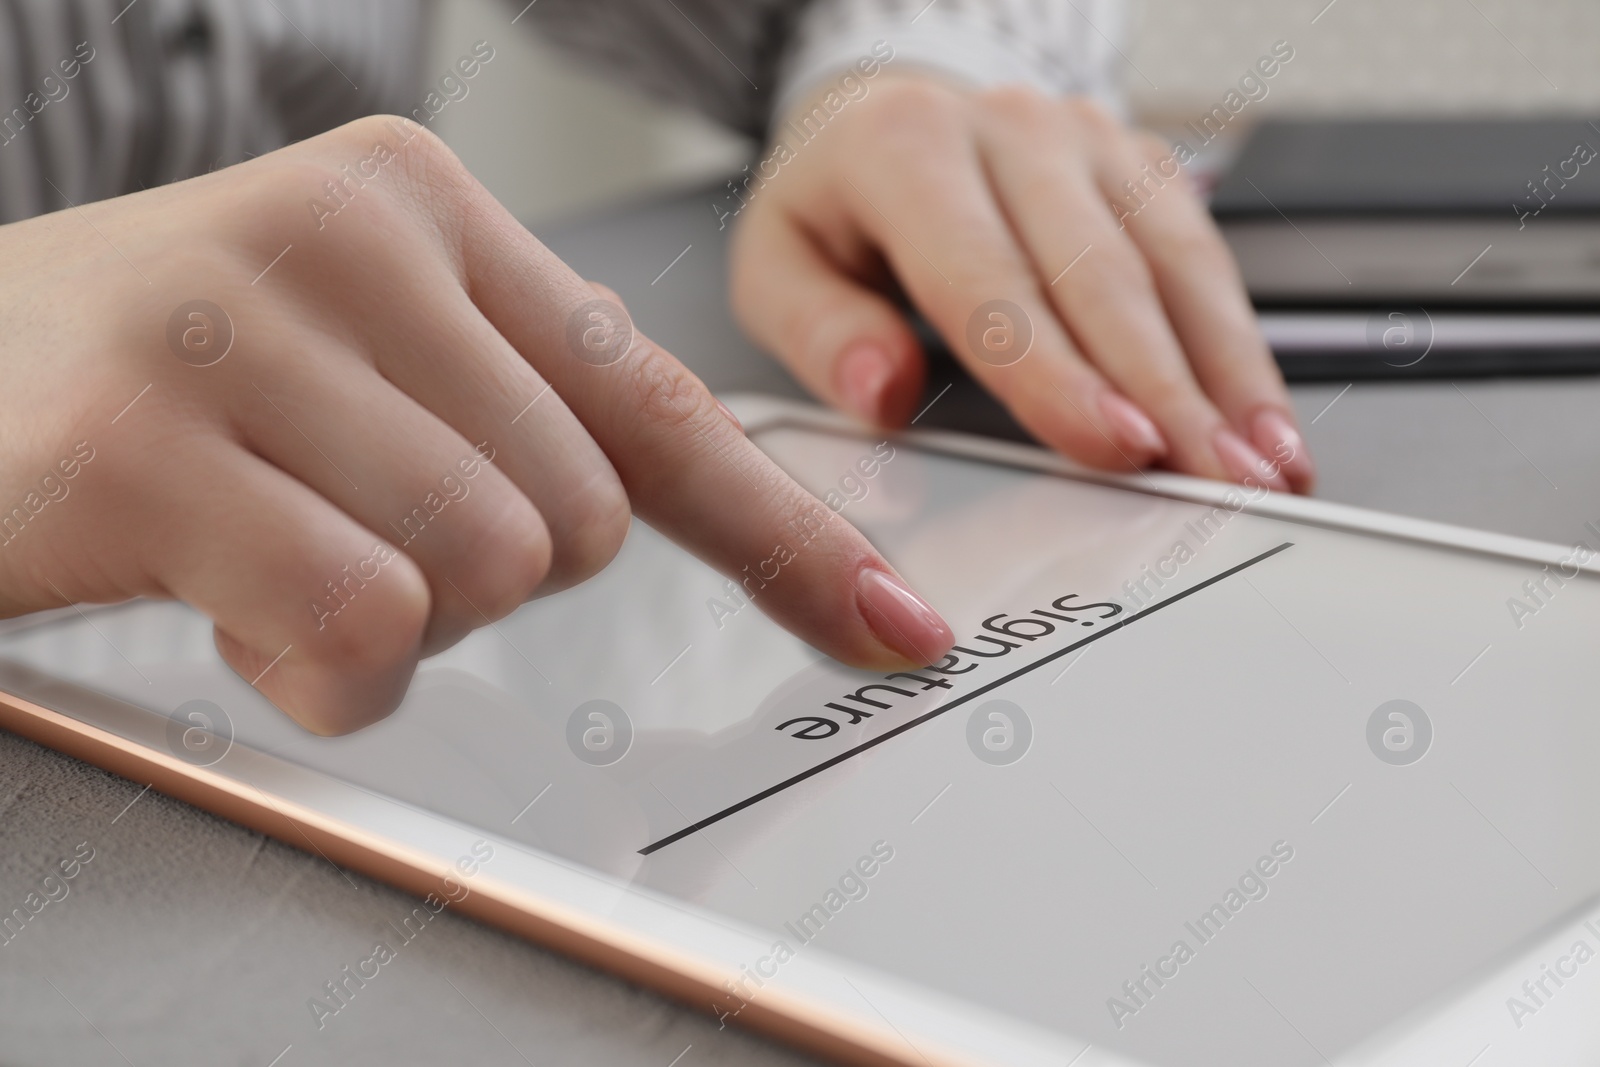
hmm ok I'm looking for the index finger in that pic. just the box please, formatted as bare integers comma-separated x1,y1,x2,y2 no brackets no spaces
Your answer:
432,168,954,670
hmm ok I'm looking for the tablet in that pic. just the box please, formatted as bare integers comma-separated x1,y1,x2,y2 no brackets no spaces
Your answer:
3,396,1599,1067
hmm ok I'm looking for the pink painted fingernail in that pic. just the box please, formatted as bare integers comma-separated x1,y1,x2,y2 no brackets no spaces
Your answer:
856,568,955,665
835,342,895,421
1250,409,1315,493
1098,393,1167,458
1213,428,1290,492
714,397,744,433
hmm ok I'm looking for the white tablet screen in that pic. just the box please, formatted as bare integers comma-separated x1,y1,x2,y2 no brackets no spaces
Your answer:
4,419,1598,1066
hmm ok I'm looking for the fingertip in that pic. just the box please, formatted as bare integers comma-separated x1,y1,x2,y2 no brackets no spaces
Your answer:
1213,427,1290,493
854,566,955,667
835,341,894,420
1249,408,1317,494
833,335,924,426
1022,381,1157,473
211,559,428,736
211,627,359,737
1097,391,1168,464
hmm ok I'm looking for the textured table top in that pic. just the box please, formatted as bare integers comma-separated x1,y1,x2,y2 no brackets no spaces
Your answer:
5,184,1598,1066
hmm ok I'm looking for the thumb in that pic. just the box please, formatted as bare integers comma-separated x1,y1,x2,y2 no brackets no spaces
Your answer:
730,209,925,426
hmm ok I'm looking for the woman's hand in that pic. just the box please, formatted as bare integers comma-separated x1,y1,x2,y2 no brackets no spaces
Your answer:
0,115,953,734
730,73,1314,493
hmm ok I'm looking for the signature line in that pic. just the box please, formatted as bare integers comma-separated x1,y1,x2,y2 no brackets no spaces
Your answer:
639,542,1294,854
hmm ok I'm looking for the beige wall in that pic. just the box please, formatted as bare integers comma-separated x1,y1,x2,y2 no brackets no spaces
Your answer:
1127,0,1600,119
427,0,1600,226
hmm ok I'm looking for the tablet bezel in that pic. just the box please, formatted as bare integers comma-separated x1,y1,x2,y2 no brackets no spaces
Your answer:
2,393,1594,1067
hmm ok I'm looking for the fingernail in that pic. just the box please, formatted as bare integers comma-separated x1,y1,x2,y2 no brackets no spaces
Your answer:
835,342,894,421
856,568,955,665
1213,428,1290,492
714,397,743,433
1250,408,1315,492
1098,392,1167,458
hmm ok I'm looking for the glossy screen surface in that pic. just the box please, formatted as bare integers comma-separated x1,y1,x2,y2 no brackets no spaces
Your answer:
3,423,1598,1066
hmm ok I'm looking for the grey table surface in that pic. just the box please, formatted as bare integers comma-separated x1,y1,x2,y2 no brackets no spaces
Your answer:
5,182,1600,1067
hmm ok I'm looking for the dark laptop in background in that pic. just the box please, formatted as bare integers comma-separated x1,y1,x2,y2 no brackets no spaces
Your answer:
1212,118,1600,379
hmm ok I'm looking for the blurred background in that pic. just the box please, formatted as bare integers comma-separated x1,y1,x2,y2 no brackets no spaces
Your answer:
427,0,1600,226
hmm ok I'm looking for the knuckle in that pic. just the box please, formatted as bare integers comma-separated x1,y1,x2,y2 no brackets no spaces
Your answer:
549,472,632,588
874,77,963,118
321,113,402,152
394,123,474,199
254,156,415,253
857,79,967,145
307,552,431,673
1062,95,1121,137
978,84,1055,127
301,113,474,235
453,496,554,619
621,344,713,436
327,113,458,175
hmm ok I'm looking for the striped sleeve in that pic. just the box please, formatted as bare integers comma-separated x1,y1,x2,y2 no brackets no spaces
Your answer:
0,0,1126,225
0,0,426,225
511,0,787,138
774,0,1127,123
518,0,1126,140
